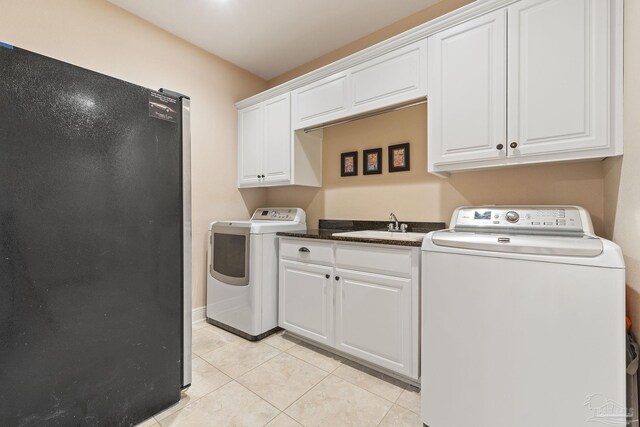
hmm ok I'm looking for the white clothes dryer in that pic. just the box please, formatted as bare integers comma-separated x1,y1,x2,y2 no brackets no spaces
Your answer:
207,208,306,340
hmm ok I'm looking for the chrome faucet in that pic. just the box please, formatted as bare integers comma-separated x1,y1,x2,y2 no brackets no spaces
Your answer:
388,213,408,232
389,213,399,231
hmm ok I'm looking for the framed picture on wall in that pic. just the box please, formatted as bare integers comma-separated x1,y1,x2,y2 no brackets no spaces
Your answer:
341,151,358,177
363,148,382,175
388,142,410,172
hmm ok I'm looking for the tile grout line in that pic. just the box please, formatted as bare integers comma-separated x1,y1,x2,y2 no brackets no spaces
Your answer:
191,326,241,358
197,335,280,372
236,346,329,419
330,370,405,406
393,384,410,404
395,385,421,415
284,348,339,374
285,341,346,375
278,374,337,426
267,340,406,412
153,375,232,425
261,335,299,353
224,380,281,425
226,343,283,380
156,379,274,426
376,403,394,427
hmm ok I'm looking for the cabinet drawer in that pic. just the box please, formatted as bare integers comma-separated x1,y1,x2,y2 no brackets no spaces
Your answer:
280,239,334,265
335,244,414,277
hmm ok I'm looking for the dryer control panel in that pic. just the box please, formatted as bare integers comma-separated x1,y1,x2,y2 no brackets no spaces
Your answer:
250,208,305,222
451,206,594,235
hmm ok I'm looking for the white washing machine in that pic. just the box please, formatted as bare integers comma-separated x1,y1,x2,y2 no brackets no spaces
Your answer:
207,208,306,340
421,206,626,427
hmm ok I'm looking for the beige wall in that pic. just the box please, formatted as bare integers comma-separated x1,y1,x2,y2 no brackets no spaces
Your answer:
268,0,474,87
0,0,268,310
604,0,640,338
268,105,605,234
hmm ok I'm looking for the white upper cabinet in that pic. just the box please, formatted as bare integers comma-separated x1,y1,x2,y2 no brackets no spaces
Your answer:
507,0,610,159
427,9,507,166
349,40,428,117
263,94,291,184
237,0,622,178
291,72,350,130
238,93,322,188
428,0,622,174
292,39,428,130
238,104,263,186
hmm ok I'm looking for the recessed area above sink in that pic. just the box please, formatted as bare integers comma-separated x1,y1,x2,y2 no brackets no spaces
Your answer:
332,230,427,242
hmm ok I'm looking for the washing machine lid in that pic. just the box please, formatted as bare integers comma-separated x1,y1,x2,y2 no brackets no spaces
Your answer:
431,230,603,257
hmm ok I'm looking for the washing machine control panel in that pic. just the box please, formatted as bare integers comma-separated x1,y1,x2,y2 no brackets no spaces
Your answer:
451,206,591,234
251,208,301,221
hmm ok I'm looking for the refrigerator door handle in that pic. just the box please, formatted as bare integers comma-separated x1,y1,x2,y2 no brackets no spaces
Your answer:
181,96,192,388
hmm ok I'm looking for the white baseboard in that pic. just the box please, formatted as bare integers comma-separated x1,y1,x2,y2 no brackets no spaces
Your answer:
192,306,206,324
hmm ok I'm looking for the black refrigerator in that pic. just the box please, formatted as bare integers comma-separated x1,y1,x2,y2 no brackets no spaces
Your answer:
0,44,192,426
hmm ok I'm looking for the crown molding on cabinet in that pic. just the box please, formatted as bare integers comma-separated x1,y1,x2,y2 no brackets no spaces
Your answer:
235,0,520,109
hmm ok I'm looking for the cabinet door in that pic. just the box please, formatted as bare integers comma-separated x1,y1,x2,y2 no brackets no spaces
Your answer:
427,10,507,170
507,0,610,159
291,71,349,130
237,104,262,186
279,260,333,345
334,268,414,377
263,93,291,184
350,39,428,116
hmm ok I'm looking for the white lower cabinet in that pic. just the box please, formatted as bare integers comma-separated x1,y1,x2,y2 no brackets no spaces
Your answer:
279,260,333,346
278,238,420,380
334,268,414,378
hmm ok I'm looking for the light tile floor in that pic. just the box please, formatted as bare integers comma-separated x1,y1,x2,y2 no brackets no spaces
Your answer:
136,321,421,427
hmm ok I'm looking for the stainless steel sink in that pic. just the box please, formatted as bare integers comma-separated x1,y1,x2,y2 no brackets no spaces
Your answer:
332,230,427,242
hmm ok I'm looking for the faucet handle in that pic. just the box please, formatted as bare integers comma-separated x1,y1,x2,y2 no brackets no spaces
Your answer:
388,223,395,232
400,223,408,233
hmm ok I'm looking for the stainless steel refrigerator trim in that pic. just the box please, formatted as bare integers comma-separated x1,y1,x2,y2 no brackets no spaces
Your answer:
210,223,251,286
181,97,192,388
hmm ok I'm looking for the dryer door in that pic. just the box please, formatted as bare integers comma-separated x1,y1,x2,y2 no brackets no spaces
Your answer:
210,223,251,286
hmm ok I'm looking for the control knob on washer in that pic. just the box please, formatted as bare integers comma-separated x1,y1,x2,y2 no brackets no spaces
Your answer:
505,211,520,223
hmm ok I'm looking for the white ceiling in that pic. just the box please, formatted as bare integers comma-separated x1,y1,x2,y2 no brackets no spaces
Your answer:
107,0,441,80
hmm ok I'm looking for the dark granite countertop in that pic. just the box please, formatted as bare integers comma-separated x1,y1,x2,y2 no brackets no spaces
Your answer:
276,219,447,247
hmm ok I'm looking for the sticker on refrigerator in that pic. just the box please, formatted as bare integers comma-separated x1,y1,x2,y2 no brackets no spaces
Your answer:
149,91,177,123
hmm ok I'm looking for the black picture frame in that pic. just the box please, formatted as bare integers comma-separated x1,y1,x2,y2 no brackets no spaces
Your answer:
363,148,383,175
340,151,358,177
388,142,410,172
